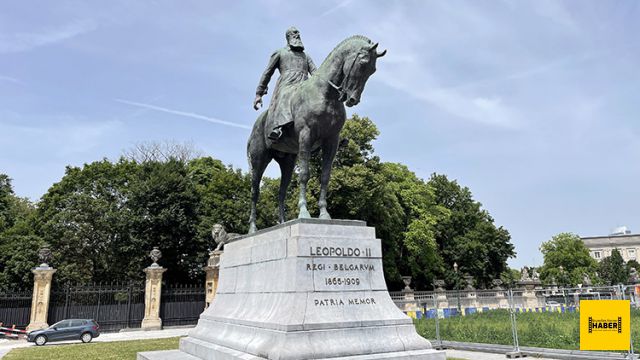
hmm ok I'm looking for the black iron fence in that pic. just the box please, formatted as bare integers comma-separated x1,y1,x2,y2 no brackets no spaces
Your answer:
160,283,205,327
47,282,145,332
0,288,32,329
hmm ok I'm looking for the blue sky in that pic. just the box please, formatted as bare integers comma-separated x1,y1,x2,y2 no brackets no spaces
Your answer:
1,1,638,268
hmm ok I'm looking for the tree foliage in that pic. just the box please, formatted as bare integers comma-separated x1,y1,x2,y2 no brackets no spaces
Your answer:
599,248,627,285
429,174,515,289
0,175,43,290
539,232,598,286
627,259,640,274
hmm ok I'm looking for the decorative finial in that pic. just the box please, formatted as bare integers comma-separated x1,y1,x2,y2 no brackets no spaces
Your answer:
492,278,503,290
149,247,162,267
37,245,52,267
401,276,413,292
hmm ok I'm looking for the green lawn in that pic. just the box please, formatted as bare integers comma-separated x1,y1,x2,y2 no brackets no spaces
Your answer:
5,337,180,360
416,308,640,350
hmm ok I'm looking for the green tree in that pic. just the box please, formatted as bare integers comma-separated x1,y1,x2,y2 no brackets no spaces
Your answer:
539,233,598,286
36,157,251,284
38,159,139,284
188,157,251,250
500,268,521,288
627,259,640,277
0,174,44,289
0,174,12,232
428,174,515,289
599,249,627,285
127,159,201,283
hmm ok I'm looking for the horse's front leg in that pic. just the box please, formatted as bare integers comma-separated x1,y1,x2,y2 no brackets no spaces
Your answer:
297,128,312,219
319,138,339,219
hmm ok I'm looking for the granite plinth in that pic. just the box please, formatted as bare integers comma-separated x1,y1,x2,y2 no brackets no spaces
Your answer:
138,219,445,360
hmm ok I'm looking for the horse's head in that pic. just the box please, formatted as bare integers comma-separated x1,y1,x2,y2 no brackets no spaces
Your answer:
340,42,386,107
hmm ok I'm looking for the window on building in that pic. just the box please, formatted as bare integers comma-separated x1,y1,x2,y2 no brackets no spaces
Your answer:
628,249,636,260
593,251,602,259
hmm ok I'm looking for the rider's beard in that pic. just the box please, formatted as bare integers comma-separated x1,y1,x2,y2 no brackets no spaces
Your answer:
288,37,305,51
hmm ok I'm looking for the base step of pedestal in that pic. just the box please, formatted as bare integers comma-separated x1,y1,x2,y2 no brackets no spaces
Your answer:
138,350,200,360
140,337,445,360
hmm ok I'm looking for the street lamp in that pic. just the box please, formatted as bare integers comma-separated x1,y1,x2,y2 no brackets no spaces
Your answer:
454,262,461,314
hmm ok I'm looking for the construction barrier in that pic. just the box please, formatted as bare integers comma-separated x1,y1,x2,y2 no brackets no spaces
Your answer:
403,305,579,319
0,322,29,339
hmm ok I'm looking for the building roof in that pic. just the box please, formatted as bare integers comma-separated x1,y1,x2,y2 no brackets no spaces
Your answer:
581,233,640,248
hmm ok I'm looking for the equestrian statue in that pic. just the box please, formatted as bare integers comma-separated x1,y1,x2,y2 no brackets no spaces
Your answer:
247,29,386,233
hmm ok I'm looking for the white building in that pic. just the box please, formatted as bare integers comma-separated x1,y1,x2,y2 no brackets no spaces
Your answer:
581,227,639,262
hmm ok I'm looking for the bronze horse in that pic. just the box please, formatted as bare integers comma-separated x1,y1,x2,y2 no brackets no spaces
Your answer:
247,35,386,233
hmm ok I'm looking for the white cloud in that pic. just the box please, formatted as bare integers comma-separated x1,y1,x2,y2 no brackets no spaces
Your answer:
320,0,355,17
423,90,520,129
0,75,23,84
0,20,97,54
376,62,521,129
115,99,252,130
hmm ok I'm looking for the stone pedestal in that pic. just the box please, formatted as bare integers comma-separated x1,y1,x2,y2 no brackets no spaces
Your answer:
27,266,56,331
139,219,445,360
522,289,543,309
435,289,448,310
402,290,421,314
204,250,223,308
141,265,167,330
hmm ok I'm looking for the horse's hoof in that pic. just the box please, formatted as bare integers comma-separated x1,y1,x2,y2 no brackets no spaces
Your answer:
298,208,311,219
319,211,331,220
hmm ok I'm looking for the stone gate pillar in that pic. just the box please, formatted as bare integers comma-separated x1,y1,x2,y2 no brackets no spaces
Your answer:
141,247,167,330
433,280,448,311
203,250,222,309
401,276,420,315
27,246,56,331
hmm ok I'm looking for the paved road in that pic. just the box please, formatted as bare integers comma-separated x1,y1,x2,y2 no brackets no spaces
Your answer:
1,328,559,359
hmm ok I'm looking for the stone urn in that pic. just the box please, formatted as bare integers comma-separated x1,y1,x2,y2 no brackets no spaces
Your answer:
402,276,413,292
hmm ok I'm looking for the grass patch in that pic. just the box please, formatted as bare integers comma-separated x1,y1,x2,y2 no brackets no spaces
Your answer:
5,336,180,360
416,309,640,350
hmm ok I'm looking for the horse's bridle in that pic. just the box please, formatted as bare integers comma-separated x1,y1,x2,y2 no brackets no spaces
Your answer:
328,50,363,102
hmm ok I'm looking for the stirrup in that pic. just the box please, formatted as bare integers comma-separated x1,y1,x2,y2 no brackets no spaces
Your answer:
268,128,282,141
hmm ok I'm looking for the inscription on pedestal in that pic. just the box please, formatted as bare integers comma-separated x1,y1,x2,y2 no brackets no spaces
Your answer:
305,241,384,301
309,246,372,257
314,297,377,307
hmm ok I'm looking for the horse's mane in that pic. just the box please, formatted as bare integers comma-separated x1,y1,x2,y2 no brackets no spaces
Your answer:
320,35,372,68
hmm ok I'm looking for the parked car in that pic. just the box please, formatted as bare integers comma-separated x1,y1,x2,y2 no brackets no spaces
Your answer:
27,319,100,346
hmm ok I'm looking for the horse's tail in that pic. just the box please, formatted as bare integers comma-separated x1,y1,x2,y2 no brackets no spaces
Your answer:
247,110,268,173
